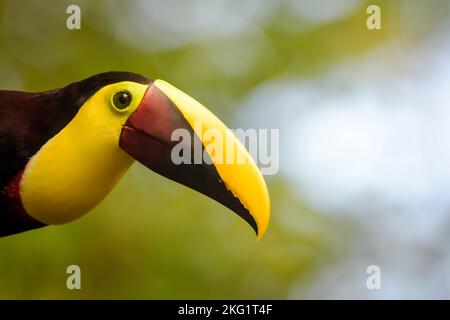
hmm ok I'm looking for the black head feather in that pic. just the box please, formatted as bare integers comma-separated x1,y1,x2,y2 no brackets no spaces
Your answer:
0,72,152,236
0,71,152,188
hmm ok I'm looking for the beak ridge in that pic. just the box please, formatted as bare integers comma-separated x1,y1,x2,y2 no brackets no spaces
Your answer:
120,81,270,238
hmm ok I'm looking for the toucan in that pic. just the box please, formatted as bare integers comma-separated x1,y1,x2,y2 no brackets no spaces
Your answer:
0,72,270,238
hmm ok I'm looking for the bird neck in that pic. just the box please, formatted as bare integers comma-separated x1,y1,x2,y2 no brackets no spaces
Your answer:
19,103,134,225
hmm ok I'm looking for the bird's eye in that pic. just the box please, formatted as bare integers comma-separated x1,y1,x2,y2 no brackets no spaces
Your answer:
112,91,132,110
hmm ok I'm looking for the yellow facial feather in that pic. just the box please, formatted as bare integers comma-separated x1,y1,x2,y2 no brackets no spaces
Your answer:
20,82,149,225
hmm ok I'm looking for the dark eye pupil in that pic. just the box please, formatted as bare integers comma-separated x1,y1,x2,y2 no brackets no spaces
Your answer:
113,91,132,109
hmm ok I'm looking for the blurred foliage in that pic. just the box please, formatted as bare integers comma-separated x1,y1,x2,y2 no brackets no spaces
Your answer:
0,0,429,299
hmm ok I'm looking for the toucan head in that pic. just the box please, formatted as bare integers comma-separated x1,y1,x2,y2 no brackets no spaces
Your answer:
19,72,270,238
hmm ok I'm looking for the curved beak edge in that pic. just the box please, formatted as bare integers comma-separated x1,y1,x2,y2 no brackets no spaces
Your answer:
119,80,270,239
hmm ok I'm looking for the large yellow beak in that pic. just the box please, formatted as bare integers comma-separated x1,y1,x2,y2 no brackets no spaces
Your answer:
120,80,270,238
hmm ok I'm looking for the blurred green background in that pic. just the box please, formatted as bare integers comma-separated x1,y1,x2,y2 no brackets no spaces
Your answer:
1,0,449,299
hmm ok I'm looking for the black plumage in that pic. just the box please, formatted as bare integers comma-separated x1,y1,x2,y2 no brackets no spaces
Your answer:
0,71,151,236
